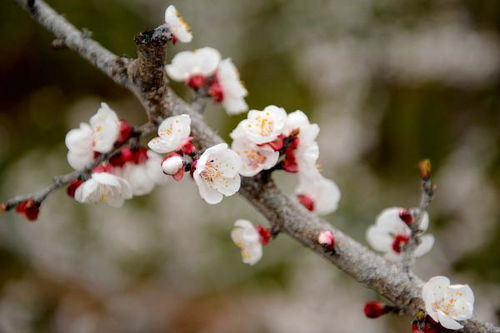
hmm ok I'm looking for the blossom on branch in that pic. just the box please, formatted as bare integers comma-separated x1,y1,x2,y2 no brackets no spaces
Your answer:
236,105,288,144
366,207,434,261
231,219,270,265
164,5,192,44
296,169,341,215
65,103,120,170
74,168,132,207
282,110,320,173
422,276,474,330
193,143,242,204
213,58,248,114
148,114,192,154
166,47,220,88
230,137,279,177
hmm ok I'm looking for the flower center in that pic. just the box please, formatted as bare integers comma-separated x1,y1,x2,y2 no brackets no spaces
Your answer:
200,160,222,183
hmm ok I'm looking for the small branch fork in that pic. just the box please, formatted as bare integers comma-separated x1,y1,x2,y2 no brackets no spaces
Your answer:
5,1,500,332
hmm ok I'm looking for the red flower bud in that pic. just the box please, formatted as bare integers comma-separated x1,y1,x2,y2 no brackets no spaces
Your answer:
256,225,271,246
67,179,83,198
16,200,40,221
363,301,387,319
399,209,413,225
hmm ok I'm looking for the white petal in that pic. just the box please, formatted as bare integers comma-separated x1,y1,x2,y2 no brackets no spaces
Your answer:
89,103,120,153
193,172,223,205
414,235,434,257
366,226,394,253
196,47,221,76
437,311,463,330
164,5,192,43
214,175,241,196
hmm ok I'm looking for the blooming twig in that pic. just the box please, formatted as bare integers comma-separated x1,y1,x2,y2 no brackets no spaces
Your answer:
401,159,436,276
1,122,154,214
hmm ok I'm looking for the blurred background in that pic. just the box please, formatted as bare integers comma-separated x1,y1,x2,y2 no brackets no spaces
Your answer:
1,0,499,332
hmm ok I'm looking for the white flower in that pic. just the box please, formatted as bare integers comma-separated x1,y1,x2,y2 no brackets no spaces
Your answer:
164,5,192,43
166,47,220,83
193,143,242,204
65,103,121,170
89,103,120,153
231,219,263,265
74,172,132,207
119,151,167,196
284,110,320,171
231,138,279,177
65,123,94,170
216,59,248,114
237,105,288,144
422,276,474,330
317,230,335,247
366,207,434,261
148,114,191,154
296,169,341,215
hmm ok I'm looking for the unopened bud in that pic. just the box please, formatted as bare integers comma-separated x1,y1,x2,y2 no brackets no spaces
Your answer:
418,159,432,180
162,153,184,175
363,301,387,319
318,230,335,249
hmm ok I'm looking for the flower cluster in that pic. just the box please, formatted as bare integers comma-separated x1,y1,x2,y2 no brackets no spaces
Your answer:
230,106,340,215
148,114,242,205
65,104,167,207
366,207,434,261
166,47,248,114
231,219,271,265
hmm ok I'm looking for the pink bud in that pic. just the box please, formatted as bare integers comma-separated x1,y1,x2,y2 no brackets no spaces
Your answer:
187,74,206,89
364,301,387,319
162,153,184,175
297,194,315,212
318,230,335,249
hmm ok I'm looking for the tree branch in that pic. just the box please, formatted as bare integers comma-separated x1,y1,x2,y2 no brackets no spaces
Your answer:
9,1,499,332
